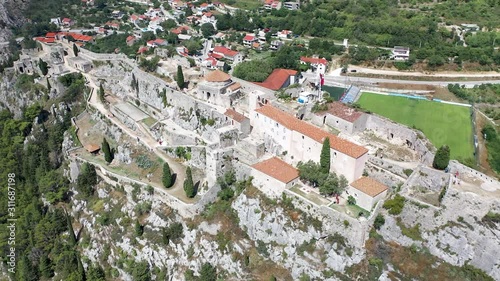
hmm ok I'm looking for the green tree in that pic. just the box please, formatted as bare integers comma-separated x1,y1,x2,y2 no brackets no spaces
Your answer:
98,83,105,103
39,58,49,76
176,65,185,89
102,137,113,163
433,145,450,170
201,23,216,38
87,264,105,281
47,78,51,92
347,195,356,205
199,263,217,281
183,166,195,198
320,137,331,173
24,103,42,122
319,173,338,196
66,211,77,246
39,255,54,278
163,162,174,188
73,43,79,57
135,220,144,237
77,162,98,197
18,255,39,281
130,261,151,281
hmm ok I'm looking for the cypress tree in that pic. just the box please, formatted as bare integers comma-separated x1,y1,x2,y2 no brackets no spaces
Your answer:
73,43,79,56
433,145,450,170
163,162,173,188
46,78,51,92
320,137,331,173
66,211,77,246
39,58,48,76
183,166,195,198
176,65,184,89
135,220,144,237
98,83,105,103
102,137,113,163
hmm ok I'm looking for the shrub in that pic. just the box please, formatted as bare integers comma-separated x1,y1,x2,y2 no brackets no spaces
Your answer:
373,214,385,230
433,145,450,170
383,194,405,215
347,195,356,205
403,169,413,177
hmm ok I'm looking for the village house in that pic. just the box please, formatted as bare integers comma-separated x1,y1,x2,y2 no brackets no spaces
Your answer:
171,26,190,35
263,0,282,10
146,39,167,48
277,30,292,39
300,56,328,74
251,157,300,198
203,56,226,71
201,12,216,25
310,102,368,134
269,40,284,50
249,104,368,182
391,46,410,61
283,1,300,10
126,36,136,46
224,108,250,136
111,10,125,19
50,17,62,26
254,68,298,91
243,34,258,47
212,46,244,64
61,18,74,27
346,177,388,211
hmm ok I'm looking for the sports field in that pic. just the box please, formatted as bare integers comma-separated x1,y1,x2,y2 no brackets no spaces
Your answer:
357,93,474,159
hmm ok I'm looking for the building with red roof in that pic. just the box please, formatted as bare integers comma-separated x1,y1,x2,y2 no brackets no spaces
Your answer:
250,104,368,182
61,18,74,26
300,56,328,74
311,102,368,134
253,68,298,91
243,34,257,46
224,107,249,135
212,46,243,63
251,157,299,197
171,26,190,35
348,177,388,211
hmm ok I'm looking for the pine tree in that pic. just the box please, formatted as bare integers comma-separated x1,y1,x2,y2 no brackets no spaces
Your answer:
87,264,106,281
433,145,450,170
46,78,51,92
73,43,79,56
102,137,113,163
183,166,195,198
176,65,184,89
39,255,54,279
77,254,85,281
162,162,173,188
320,137,331,173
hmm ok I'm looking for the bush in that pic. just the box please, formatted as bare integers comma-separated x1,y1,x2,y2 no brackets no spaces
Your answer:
403,169,413,177
373,214,385,230
383,194,405,215
347,195,356,205
163,222,184,244
433,145,450,170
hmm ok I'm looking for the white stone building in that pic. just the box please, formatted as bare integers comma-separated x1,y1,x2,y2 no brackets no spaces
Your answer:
224,108,250,137
250,104,368,182
251,157,300,198
310,102,368,134
197,70,241,107
346,177,388,211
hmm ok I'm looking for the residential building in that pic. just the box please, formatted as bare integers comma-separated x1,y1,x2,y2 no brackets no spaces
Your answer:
300,56,328,74
263,0,281,10
251,157,299,198
146,38,167,48
50,17,61,26
171,26,190,35
283,1,300,10
126,36,136,46
269,40,283,50
277,30,292,39
111,10,125,19
250,104,368,182
212,46,243,63
201,12,216,24
254,68,298,91
391,46,410,61
61,18,74,27
346,177,388,211
243,34,257,46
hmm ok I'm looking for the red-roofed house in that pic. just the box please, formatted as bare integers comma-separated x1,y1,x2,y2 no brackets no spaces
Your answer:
264,0,281,10
277,29,292,39
250,104,368,182
34,37,55,44
254,68,298,91
300,56,328,74
126,36,136,46
171,26,190,35
201,12,215,24
147,38,167,48
243,34,257,46
137,46,150,54
347,177,388,211
61,18,74,27
105,21,120,29
252,157,299,197
212,46,243,63
45,32,56,38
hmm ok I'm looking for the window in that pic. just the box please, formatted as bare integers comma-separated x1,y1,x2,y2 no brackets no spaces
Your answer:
333,152,337,158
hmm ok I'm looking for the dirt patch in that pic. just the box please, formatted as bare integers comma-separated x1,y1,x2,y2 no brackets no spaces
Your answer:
432,87,462,102
377,83,436,91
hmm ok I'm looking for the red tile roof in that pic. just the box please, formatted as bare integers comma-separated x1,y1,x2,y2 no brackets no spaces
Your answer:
60,32,93,42
46,32,56,38
224,108,247,123
254,105,368,158
317,102,363,122
350,177,388,197
252,157,299,183
126,35,135,42
210,52,224,59
205,69,231,82
137,46,149,54
205,57,217,67
171,26,189,34
212,46,238,57
254,68,297,91
35,37,55,43
300,56,328,65
203,12,213,17
243,34,256,41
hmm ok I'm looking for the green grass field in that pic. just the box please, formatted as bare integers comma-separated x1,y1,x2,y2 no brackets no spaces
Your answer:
357,93,474,160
